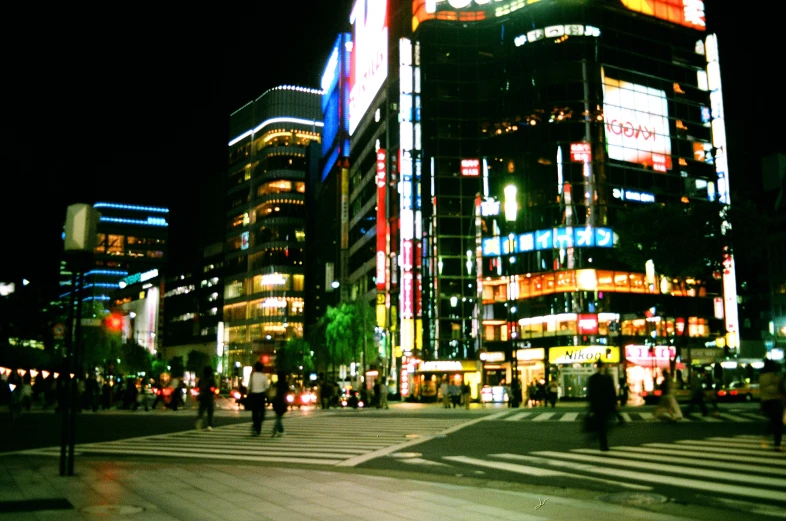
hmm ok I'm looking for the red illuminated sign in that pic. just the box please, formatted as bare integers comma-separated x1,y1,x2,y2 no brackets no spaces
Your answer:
620,0,705,31
461,158,480,176
676,317,685,336
376,150,387,290
577,314,599,335
570,142,591,162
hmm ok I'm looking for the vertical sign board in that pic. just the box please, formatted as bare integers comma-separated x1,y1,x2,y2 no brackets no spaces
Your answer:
705,33,739,346
340,164,350,300
399,37,416,354
376,149,387,290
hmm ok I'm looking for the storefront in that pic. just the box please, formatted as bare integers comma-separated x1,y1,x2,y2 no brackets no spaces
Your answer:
410,360,481,402
480,348,546,402
624,345,678,397
549,345,621,399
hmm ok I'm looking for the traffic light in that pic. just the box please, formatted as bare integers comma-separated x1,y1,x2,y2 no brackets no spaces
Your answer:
261,354,270,364
105,313,123,331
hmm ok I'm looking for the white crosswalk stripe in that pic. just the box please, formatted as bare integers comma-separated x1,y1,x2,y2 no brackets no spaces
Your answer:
489,410,762,422
440,435,786,505
5,416,472,467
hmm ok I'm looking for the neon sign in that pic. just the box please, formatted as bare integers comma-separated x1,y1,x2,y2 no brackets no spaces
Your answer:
620,0,705,32
482,226,616,257
461,158,480,176
349,0,388,135
514,25,600,47
612,188,655,203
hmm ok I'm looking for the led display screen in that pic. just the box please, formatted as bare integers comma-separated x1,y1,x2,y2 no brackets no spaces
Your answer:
602,74,672,172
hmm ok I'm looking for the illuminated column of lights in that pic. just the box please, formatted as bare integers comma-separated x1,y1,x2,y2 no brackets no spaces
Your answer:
704,33,739,350
399,36,422,375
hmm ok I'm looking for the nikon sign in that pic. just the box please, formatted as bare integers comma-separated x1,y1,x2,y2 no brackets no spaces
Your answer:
549,345,619,365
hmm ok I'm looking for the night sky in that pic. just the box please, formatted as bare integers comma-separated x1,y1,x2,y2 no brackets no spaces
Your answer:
0,2,778,298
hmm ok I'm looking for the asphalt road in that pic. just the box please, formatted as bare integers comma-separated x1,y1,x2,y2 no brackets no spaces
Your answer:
2,401,782,519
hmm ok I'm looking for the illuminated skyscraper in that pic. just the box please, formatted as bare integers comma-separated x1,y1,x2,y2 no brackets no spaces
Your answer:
224,86,323,369
327,0,737,400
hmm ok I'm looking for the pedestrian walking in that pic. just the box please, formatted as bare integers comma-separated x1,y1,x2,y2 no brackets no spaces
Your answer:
271,372,289,437
379,379,389,409
654,370,683,422
448,379,461,408
528,380,537,407
461,380,472,409
704,372,720,416
85,374,100,412
440,376,450,408
547,378,559,408
509,378,521,408
248,361,270,436
759,359,785,451
685,369,708,416
586,360,617,451
195,367,216,431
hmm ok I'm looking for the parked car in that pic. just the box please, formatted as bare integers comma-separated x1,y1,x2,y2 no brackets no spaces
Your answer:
716,381,759,402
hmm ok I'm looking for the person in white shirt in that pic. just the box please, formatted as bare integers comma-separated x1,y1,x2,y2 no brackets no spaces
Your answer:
248,361,270,436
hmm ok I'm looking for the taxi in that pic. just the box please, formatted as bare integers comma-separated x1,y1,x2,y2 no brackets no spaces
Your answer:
716,381,760,402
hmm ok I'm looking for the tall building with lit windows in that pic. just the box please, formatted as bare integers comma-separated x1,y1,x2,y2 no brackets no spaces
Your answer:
322,0,738,401
224,86,322,369
58,202,169,310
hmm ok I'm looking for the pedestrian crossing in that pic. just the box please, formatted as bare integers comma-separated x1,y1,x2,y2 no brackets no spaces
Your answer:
440,435,786,512
5,414,476,467
489,409,765,422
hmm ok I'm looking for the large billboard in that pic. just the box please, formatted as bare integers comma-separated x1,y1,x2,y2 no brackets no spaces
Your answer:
349,0,388,136
413,0,705,31
602,73,672,172
620,0,705,31
321,33,351,181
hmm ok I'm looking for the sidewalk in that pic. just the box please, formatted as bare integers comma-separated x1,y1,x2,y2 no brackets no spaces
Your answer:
0,458,706,521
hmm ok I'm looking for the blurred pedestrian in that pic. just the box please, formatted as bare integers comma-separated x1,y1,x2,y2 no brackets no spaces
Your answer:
528,380,537,407
248,361,270,436
271,372,289,437
461,380,472,409
586,360,617,451
448,379,461,408
379,379,389,409
547,378,559,408
704,372,720,416
759,359,785,451
373,379,382,409
195,367,216,431
685,369,708,416
85,373,99,412
654,370,683,422
509,378,521,408
440,376,450,408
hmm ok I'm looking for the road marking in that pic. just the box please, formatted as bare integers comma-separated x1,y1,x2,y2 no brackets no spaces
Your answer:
642,443,786,461
613,446,786,466
693,414,723,422
505,412,532,421
619,413,632,422
531,451,786,489
444,455,651,490
716,413,753,422
337,412,507,467
674,439,775,452
515,452,786,502
572,449,786,476
560,412,579,422
531,412,555,421
639,412,654,420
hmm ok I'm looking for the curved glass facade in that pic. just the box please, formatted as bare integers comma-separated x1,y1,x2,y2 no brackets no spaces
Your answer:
225,86,322,367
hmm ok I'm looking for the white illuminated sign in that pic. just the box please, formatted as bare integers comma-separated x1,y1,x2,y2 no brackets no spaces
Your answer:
349,0,388,136
602,73,672,172
261,274,287,286
514,25,600,47
612,188,655,203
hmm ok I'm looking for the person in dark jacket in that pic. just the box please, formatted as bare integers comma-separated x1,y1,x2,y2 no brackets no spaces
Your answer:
586,359,618,451
196,367,216,431
271,372,289,437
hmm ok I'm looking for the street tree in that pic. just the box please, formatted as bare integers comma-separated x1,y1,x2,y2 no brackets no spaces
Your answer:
185,349,212,375
323,301,376,382
168,355,185,378
275,337,313,378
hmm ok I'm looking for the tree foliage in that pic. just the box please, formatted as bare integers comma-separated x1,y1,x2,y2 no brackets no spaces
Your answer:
118,342,152,376
185,350,212,375
323,301,376,375
168,355,185,378
275,337,313,375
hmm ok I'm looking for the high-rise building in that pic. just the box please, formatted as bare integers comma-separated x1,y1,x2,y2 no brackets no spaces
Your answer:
224,86,323,369
58,202,169,310
324,0,738,400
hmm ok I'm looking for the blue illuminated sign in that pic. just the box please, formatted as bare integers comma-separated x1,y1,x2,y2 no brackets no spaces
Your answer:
99,216,168,227
321,33,351,181
94,202,169,213
483,226,616,257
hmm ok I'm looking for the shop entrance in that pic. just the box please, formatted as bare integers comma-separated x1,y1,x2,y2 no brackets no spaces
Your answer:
560,366,619,398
